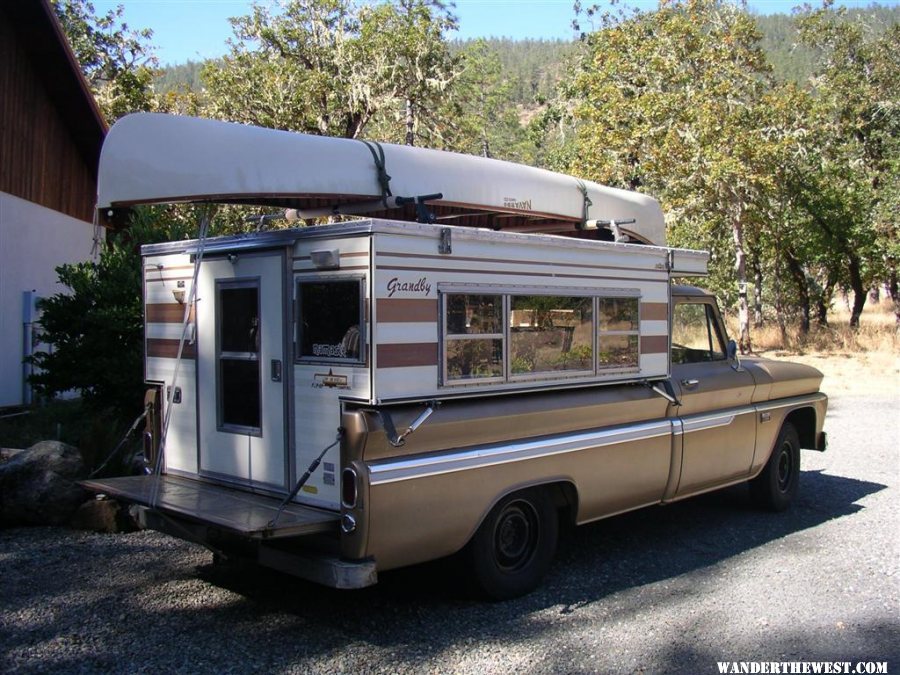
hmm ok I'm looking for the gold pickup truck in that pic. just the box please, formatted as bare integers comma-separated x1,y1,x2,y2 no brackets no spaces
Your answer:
333,285,828,598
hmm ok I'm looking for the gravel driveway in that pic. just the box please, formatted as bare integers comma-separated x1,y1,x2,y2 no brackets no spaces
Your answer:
2,392,897,674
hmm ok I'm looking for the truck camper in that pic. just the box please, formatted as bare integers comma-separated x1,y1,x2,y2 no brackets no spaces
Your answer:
83,114,827,599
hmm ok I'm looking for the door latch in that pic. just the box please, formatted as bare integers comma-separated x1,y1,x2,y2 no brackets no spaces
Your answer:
271,359,282,382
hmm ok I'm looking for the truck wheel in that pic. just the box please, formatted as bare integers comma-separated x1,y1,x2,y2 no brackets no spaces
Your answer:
468,487,558,600
750,422,800,512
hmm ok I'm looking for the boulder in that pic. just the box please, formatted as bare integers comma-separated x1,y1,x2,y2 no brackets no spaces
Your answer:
70,497,137,533
0,441,87,526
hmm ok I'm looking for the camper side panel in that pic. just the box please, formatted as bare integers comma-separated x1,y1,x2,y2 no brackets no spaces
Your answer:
143,252,198,474
371,230,671,402
292,235,372,509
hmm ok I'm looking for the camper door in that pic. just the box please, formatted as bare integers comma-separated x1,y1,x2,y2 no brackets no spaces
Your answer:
196,251,288,490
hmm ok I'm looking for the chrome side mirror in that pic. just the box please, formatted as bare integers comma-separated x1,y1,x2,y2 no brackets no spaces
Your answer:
727,339,743,371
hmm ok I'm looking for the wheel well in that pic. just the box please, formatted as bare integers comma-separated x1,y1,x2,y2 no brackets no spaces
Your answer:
784,407,817,449
547,481,579,526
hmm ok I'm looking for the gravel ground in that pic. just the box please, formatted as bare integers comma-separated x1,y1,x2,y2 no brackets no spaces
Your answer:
1,391,897,674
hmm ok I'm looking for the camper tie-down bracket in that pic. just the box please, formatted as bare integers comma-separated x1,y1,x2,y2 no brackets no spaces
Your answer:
646,379,681,407
379,401,441,448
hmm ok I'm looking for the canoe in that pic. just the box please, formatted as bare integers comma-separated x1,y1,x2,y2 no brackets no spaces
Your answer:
97,113,666,246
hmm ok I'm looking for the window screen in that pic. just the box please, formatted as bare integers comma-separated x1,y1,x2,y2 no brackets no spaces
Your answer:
445,294,503,381
598,297,639,368
510,296,593,374
298,279,364,361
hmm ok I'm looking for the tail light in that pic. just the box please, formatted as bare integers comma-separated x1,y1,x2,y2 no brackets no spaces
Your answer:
341,467,358,509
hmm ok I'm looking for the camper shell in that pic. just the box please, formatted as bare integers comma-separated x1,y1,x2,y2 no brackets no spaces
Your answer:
83,114,827,598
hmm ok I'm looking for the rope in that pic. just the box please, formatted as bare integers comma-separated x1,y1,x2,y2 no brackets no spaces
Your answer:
359,140,393,201
267,431,342,530
87,404,151,478
576,180,593,230
149,208,214,510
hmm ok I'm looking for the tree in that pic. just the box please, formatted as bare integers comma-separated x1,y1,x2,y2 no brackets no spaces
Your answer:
796,2,900,328
29,208,200,412
557,0,776,351
51,0,157,121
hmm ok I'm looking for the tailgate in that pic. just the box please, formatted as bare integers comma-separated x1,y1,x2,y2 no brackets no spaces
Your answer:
80,475,339,540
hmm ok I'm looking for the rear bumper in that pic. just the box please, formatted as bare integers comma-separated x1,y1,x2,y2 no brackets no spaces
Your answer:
135,507,377,590
816,431,827,452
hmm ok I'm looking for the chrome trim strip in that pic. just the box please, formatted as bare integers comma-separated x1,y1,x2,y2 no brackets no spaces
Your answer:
755,393,827,413
680,411,737,434
368,419,673,485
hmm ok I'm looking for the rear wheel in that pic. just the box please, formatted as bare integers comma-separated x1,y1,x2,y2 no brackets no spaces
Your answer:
468,487,558,600
750,422,800,512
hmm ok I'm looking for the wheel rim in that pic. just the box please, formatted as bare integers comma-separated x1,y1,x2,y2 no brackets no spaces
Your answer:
492,500,540,572
776,442,794,492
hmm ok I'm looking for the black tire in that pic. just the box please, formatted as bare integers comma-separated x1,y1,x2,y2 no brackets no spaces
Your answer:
467,487,558,600
750,421,800,512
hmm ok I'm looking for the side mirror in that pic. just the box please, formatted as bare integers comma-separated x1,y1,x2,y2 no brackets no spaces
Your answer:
727,339,738,360
727,339,743,371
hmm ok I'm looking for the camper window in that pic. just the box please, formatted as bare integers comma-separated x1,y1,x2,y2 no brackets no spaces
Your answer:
444,294,504,381
509,296,593,375
441,288,642,387
217,282,261,432
598,298,640,368
297,278,365,363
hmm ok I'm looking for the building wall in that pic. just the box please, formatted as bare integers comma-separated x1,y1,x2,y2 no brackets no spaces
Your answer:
0,10,97,223
0,193,100,407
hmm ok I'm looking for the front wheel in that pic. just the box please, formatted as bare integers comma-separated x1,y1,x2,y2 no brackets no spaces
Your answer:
467,487,558,600
750,421,800,512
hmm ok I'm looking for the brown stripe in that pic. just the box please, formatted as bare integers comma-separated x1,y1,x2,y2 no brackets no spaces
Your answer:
146,303,193,323
147,338,196,359
378,264,660,284
377,342,438,368
640,335,668,354
379,251,664,275
293,265,369,274
292,251,368,261
640,302,668,321
377,298,438,323
145,275,194,283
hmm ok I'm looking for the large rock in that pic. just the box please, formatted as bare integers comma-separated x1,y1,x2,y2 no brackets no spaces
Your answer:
0,441,87,526
70,497,137,533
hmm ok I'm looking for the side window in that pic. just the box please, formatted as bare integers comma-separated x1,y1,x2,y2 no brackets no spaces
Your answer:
297,278,364,363
671,302,726,364
509,296,593,375
444,294,504,381
598,297,639,368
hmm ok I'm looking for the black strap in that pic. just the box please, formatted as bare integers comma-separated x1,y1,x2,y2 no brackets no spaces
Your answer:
576,180,592,230
360,140,393,200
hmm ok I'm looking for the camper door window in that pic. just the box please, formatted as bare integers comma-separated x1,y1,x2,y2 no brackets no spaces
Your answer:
297,278,365,363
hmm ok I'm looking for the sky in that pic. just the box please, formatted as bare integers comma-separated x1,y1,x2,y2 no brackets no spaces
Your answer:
93,0,897,66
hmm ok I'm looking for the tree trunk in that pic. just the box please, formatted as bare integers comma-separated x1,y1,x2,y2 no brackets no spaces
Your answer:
888,271,900,331
405,98,415,146
731,214,751,353
847,255,866,328
785,251,811,335
752,260,763,328
816,270,837,327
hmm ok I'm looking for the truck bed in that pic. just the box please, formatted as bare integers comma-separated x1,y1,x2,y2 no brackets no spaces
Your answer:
80,475,339,540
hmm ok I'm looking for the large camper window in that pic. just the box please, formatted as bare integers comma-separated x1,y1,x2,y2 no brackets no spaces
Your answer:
441,288,642,387
297,278,364,362
598,298,639,368
510,296,593,375
444,294,504,381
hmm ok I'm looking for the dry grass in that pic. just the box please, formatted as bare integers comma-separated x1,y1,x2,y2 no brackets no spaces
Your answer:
728,300,900,397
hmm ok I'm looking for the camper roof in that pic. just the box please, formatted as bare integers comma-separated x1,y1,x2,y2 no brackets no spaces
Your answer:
98,113,667,246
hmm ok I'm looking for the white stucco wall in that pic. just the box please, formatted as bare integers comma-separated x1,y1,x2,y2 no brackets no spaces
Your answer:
0,192,101,407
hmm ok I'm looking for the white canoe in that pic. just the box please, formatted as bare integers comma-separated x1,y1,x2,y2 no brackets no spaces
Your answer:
97,113,666,246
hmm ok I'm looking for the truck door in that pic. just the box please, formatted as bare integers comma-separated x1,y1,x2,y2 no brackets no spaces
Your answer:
670,296,756,497
196,251,288,490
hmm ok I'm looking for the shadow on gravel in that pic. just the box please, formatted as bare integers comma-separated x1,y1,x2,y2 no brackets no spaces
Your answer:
176,467,887,663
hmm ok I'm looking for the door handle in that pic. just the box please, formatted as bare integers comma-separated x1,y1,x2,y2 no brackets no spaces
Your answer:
271,359,282,382
681,378,699,388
